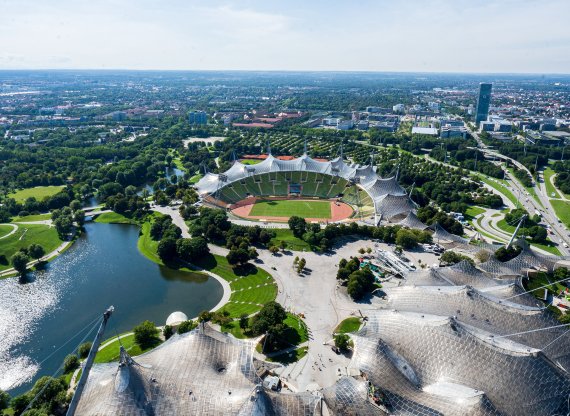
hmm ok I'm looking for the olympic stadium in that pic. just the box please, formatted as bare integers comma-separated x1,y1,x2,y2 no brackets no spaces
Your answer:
195,147,416,225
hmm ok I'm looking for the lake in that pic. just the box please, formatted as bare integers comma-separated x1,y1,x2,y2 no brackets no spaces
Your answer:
0,222,223,395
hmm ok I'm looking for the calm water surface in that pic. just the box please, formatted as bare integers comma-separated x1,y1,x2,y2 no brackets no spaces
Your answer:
0,222,222,395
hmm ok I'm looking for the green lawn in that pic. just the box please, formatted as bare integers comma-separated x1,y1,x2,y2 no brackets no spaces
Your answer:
334,317,362,334
465,206,486,218
195,254,277,317
11,213,52,222
544,168,561,199
0,224,14,239
269,228,312,251
267,346,308,364
137,219,163,264
250,199,331,218
475,175,518,206
94,211,136,224
95,333,162,363
551,200,570,228
0,224,62,271
496,218,561,255
8,185,65,202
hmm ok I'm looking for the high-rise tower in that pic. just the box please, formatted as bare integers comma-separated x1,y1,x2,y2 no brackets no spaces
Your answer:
475,83,492,126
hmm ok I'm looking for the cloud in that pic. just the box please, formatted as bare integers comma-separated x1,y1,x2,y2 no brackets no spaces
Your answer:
0,0,568,73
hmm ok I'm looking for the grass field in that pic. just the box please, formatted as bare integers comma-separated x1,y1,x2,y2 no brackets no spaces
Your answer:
11,213,52,222
250,199,331,218
8,185,65,202
94,211,136,224
240,159,262,165
475,175,518,206
334,317,362,334
95,333,162,364
194,254,277,317
0,224,14,239
0,224,62,271
544,168,561,199
269,228,312,251
551,200,570,228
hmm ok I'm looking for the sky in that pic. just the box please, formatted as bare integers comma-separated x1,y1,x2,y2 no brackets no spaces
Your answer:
1,0,569,74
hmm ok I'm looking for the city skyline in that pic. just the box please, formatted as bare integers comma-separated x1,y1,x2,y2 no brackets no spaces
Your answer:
1,0,570,74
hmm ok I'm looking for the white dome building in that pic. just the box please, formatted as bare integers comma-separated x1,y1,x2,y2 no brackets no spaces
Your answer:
165,311,188,328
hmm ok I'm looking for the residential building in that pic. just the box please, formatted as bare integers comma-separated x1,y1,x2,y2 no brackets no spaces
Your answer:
392,104,405,113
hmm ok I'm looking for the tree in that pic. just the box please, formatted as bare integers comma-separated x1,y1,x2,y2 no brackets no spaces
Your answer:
54,216,73,239
0,389,10,412
28,244,45,261
440,251,474,266
279,240,287,251
226,248,250,266
78,342,92,359
347,267,375,300
178,320,197,334
63,354,80,373
11,393,32,415
198,310,214,323
366,247,372,254
133,320,159,349
239,313,249,330
269,245,279,255
163,325,174,340
157,236,177,261
395,229,418,249
250,301,287,336
74,210,86,227
176,237,209,262
358,248,365,255
288,216,307,238
334,334,350,351
11,252,29,276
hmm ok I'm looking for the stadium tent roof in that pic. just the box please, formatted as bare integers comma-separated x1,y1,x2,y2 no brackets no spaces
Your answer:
195,152,413,223
73,326,321,415
352,310,570,416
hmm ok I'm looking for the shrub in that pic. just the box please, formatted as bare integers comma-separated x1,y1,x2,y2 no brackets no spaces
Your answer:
63,354,80,374
78,342,92,359
133,320,159,349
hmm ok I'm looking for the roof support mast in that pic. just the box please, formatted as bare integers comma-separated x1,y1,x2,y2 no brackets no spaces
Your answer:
506,214,527,250
67,306,114,416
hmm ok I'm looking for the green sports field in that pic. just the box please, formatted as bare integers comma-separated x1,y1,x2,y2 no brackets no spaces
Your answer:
249,200,332,218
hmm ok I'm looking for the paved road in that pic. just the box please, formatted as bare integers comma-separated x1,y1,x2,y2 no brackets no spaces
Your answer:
151,204,191,238
467,125,569,256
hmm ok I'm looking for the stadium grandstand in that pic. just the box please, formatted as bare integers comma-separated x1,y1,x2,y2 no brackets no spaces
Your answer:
196,145,414,224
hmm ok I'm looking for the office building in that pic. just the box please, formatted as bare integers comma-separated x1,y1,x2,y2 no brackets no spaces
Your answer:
188,110,207,125
475,83,492,125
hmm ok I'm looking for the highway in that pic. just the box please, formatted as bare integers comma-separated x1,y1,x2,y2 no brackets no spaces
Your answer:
467,125,570,256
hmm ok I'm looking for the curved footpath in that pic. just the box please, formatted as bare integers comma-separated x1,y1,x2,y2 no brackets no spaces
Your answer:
0,223,18,240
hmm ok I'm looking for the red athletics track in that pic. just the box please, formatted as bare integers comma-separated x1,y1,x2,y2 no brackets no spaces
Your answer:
230,197,354,223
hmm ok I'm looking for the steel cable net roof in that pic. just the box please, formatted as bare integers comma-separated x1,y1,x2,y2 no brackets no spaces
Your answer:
74,326,320,415
396,211,428,230
351,310,570,416
321,376,386,415
195,153,413,222
404,260,519,289
479,239,561,277
378,285,570,369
